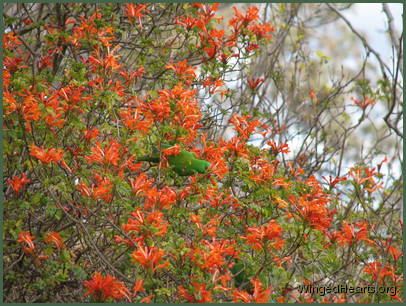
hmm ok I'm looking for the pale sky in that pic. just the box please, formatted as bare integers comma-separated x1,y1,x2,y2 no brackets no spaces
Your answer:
344,3,403,64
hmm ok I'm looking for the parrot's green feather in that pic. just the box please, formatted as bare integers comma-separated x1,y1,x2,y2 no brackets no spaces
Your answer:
137,144,210,176
230,261,246,288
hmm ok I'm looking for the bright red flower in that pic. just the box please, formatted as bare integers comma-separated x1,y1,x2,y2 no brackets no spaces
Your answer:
267,139,290,154
175,16,199,29
92,176,113,202
3,91,18,114
188,238,237,273
230,6,259,26
77,176,113,202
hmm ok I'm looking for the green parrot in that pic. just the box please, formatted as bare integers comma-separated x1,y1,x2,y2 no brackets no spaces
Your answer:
230,260,246,288
230,259,254,293
136,144,211,176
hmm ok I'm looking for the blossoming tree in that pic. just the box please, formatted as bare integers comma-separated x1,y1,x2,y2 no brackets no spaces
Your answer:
3,3,402,303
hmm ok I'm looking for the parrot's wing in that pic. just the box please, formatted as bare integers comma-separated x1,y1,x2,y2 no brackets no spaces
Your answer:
168,151,197,176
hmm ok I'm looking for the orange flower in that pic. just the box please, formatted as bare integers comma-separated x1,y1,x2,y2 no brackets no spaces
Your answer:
188,238,237,273
133,279,145,296
129,173,153,196
364,261,397,283
229,113,262,140
147,97,171,122
334,221,374,246
192,281,213,302
175,16,199,29
178,282,213,303
83,128,100,142
132,243,169,272
44,232,65,250
29,144,65,164
77,176,113,202
243,220,283,250
322,175,347,189
351,96,376,109
165,60,196,85
289,190,332,232
247,78,264,90
190,213,202,229
158,186,177,209
124,3,149,28
267,139,290,154
384,240,403,261
121,208,168,238
7,173,30,192
248,22,275,39
3,91,18,114
272,178,290,189
120,107,153,134
233,278,271,303
92,176,113,202
84,272,131,302
230,6,259,27
17,231,36,252
86,140,121,167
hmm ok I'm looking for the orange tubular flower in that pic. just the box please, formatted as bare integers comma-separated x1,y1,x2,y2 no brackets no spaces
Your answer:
386,245,403,261
351,96,376,110
364,261,398,284
129,173,154,196
44,231,65,250
84,272,131,302
229,113,262,140
132,243,169,272
7,173,31,192
165,60,197,85
121,208,168,238
233,278,272,303
243,220,283,250
334,221,374,246
30,144,64,164
247,78,264,90
133,279,145,296
86,140,121,167
17,231,36,254
124,3,149,28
